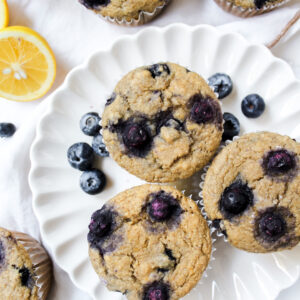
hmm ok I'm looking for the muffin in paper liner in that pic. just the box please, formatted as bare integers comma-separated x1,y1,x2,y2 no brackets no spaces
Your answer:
88,193,217,298
199,133,300,253
0,228,52,300
80,0,170,26
213,0,291,18
87,184,215,299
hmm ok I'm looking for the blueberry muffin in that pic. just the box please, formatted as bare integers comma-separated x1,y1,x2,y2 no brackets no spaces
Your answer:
203,132,300,253
214,0,289,17
102,63,223,183
78,0,169,24
0,228,52,299
88,184,212,299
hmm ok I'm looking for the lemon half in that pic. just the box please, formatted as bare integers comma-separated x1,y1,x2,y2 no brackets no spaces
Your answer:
0,26,56,101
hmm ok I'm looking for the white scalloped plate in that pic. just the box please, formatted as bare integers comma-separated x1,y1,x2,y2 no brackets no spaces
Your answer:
29,24,300,300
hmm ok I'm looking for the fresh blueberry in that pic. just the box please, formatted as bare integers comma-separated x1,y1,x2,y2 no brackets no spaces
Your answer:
241,94,265,118
208,73,233,99
80,112,101,136
222,112,240,141
258,210,286,242
147,191,181,222
67,143,94,171
143,281,170,300
148,64,170,78
254,0,267,8
92,133,109,157
262,149,296,177
220,180,254,219
19,267,34,289
80,169,106,195
189,94,221,125
0,241,4,265
88,206,116,251
0,123,16,138
122,121,152,157
79,0,110,9
105,93,116,106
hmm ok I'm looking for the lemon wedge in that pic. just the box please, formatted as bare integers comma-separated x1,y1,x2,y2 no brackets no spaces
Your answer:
0,0,9,29
0,26,56,101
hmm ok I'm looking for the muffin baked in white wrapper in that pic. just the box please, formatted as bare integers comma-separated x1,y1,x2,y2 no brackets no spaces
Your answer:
89,192,217,299
213,0,291,18
79,0,171,26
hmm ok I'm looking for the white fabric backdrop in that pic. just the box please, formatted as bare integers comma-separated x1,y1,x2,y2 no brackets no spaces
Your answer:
0,0,300,299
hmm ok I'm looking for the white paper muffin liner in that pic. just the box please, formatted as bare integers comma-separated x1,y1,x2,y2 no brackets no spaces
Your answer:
198,136,240,244
97,0,171,26
213,0,291,18
11,231,53,300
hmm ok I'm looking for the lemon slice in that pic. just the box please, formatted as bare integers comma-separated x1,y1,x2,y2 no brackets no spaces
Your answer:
0,26,56,101
0,0,9,29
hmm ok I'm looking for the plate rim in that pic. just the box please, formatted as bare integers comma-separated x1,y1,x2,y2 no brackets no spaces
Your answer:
29,23,300,300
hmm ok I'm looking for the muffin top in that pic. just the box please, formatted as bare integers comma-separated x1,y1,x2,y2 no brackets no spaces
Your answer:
79,0,166,21
203,132,300,253
0,228,38,300
102,62,223,183
226,0,286,9
88,184,212,300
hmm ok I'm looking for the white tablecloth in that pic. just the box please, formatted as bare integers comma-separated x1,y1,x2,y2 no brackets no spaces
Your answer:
1,0,300,299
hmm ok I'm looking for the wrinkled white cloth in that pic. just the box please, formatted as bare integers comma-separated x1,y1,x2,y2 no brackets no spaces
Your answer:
0,0,300,299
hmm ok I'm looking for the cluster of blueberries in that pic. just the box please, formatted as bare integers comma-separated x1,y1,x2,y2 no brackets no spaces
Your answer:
67,112,109,195
208,73,266,141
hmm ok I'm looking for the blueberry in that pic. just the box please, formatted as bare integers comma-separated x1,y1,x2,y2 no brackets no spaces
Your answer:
79,0,110,9
147,191,182,222
208,73,233,99
143,281,170,300
222,112,240,141
148,64,170,78
88,206,115,250
189,94,221,125
92,133,109,157
220,180,254,219
258,211,286,242
122,121,152,157
80,112,101,136
0,241,4,264
155,111,182,134
241,94,265,118
262,149,296,177
105,93,116,106
254,0,267,8
80,169,106,195
19,267,34,289
0,123,16,138
67,143,94,171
